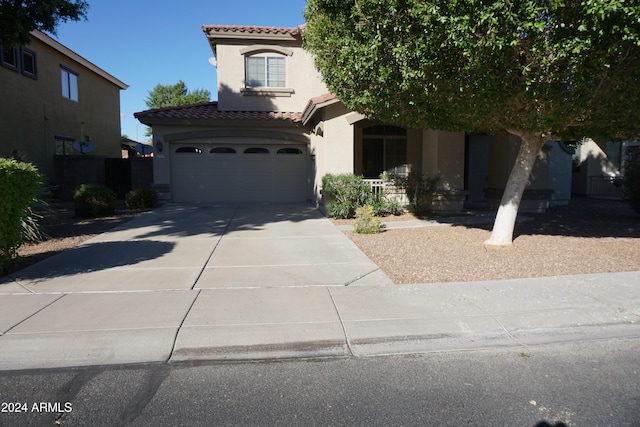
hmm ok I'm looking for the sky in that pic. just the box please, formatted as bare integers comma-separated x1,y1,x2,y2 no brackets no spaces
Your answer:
52,0,309,143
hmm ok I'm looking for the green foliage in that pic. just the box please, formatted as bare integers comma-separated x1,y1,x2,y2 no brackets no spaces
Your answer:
304,0,640,142
322,173,372,218
144,80,211,136
125,188,158,210
385,172,440,214
370,188,403,217
21,198,50,243
0,158,41,273
353,205,381,234
145,80,211,109
73,183,116,218
0,0,89,46
624,148,640,214
323,173,405,218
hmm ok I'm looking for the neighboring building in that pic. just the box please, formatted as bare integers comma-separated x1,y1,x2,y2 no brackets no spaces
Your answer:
135,24,569,211
1,31,128,191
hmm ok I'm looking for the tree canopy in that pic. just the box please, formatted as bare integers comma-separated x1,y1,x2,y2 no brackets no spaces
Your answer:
145,80,211,110
0,0,89,47
304,0,640,245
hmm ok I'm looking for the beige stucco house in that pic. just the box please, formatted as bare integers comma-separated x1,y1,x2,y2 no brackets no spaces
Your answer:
1,31,128,193
136,24,569,211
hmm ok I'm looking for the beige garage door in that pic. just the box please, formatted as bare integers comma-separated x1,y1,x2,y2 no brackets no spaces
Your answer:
172,143,308,203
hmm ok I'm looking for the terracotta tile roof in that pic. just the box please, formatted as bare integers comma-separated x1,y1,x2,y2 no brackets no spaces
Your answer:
301,93,339,124
134,102,302,123
309,93,337,105
202,25,302,37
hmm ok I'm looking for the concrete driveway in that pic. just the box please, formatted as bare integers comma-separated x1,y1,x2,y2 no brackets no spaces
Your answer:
3,203,392,294
2,203,639,370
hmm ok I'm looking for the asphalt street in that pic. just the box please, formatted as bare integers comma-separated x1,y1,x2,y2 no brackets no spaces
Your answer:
1,337,639,426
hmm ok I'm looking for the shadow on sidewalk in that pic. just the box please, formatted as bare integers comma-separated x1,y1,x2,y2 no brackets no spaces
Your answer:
3,240,175,283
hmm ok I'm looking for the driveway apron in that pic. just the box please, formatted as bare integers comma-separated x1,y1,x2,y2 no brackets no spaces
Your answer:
196,203,391,288
0,203,391,369
2,203,391,294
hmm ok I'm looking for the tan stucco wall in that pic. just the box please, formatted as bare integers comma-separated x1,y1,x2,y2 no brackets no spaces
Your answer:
215,43,328,113
309,103,355,201
0,36,123,180
421,130,465,190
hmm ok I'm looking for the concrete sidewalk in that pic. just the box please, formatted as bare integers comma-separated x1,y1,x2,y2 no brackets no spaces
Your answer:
1,203,639,371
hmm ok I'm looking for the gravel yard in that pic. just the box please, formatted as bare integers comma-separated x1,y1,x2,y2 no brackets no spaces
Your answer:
334,197,640,284
4,197,639,285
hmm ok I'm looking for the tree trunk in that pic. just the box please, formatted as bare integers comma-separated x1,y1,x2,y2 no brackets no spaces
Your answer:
484,131,547,247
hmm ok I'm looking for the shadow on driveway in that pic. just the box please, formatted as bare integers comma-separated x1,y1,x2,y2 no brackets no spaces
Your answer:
4,240,176,283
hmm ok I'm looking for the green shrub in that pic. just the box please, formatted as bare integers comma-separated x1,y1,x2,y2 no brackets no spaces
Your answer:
624,147,640,214
322,173,372,218
21,198,49,243
0,158,41,273
353,204,381,234
385,171,440,214
73,183,116,218
370,188,404,217
125,187,157,210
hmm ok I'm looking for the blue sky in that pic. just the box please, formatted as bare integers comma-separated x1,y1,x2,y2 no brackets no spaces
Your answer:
52,0,308,142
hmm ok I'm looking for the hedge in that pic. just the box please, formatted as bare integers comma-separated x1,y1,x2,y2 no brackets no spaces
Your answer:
0,158,41,274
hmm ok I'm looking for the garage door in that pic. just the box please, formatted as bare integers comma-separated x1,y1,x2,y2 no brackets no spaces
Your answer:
172,143,308,203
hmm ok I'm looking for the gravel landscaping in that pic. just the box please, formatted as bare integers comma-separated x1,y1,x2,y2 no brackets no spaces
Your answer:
336,197,640,284
3,197,639,285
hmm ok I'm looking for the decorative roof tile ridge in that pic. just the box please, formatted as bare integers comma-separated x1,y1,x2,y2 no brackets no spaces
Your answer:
136,101,218,116
202,24,301,36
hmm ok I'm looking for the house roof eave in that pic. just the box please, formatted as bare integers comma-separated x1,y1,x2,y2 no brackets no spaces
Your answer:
301,93,340,125
31,31,128,90
202,24,303,58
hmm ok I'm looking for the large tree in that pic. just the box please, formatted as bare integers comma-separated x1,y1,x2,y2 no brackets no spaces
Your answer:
145,80,211,110
0,0,89,47
304,0,640,246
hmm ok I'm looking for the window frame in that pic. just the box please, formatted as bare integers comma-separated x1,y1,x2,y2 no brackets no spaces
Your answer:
175,147,203,154
362,125,408,179
20,48,37,79
61,66,79,102
1,47,19,71
244,53,287,89
243,147,270,154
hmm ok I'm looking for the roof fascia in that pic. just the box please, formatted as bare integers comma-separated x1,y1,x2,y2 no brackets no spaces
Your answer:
203,27,301,58
136,116,304,128
301,97,340,125
30,31,128,90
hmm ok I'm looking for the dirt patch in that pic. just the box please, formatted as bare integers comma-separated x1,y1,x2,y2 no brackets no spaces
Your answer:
332,197,640,284
2,201,152,278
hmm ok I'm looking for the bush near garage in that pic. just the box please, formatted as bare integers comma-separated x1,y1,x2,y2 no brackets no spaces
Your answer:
322,173,403,219
322,173,371,218
125,187,157,210
0,158,41,274
73,183,116,218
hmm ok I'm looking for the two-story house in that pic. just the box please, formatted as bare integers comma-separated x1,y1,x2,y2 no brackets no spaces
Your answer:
1,31,128,196
136,24,571,211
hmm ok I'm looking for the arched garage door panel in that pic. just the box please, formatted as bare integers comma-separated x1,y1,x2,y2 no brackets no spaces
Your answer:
172,144,307,203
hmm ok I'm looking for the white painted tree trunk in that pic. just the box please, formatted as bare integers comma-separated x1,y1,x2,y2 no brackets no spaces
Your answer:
484,131,547,247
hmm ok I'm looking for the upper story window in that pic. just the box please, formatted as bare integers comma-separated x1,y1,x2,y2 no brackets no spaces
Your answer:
61,67,78,101
1,47,19,71
245,54,286,88
1,46,37,79
21,48,37,79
